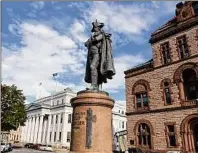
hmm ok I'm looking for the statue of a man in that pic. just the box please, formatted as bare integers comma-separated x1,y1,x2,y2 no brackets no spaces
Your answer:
84,20,116,91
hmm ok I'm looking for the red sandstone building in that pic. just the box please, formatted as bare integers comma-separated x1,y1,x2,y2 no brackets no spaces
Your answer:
124,2,198,153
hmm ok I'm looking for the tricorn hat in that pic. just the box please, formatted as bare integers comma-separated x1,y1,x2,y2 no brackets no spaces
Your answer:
91,20,104,32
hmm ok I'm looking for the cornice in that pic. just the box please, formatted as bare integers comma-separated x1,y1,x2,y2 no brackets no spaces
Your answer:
126,105,198,116
125,54,198,78
149,16,198,44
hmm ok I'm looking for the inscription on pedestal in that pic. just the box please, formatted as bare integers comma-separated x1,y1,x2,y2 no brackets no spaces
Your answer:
73,112,86,130
86,108,96,149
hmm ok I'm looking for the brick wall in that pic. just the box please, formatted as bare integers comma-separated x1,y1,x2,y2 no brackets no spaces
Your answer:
125,56,198,113
151,26,198,68
125,12,198,152
127,108,198,151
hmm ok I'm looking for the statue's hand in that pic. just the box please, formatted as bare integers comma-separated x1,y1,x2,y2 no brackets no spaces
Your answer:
85,39,90,47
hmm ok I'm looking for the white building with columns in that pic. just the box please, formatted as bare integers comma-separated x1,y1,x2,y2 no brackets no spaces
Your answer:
21,88,126,148
21,88,75,148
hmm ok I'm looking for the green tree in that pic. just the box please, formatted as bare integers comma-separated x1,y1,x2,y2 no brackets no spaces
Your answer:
1,84,27,131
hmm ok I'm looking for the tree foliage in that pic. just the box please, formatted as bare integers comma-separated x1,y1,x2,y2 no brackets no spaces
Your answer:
1,84,27,131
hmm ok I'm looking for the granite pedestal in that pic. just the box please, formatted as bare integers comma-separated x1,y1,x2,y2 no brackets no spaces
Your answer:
70,90,114,153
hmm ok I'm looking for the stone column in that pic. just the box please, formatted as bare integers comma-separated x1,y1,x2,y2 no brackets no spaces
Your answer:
46,115,52,144
56,114,61,143
28,118,32,142
25,118,30,142
42,117,47,143
33,116,39,143
31,116,36,143
51,114,56,144
62,113,67,145
29,117,35,142
20,125,24,142
26,118,30,142
70,90,114,153
178,82,185,101
37,115,44,143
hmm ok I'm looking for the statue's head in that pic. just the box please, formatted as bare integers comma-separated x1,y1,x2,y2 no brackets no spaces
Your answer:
91,20,104,32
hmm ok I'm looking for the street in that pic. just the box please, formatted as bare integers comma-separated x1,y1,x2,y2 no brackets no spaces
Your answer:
10,148,69,153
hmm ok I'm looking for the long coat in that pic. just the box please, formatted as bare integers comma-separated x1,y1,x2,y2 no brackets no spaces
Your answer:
84,32,116,85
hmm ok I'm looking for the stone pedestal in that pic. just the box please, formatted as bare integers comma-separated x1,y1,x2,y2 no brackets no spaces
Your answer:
70,90,114,153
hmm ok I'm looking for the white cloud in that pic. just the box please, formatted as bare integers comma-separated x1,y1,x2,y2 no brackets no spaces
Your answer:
30,1,45,10
69,20,89,43
2,22,86,100
2,1,177,103
83,2,157,35
70,1,176,46
102,54,145,92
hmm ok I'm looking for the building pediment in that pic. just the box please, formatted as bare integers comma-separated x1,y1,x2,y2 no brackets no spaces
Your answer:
27,103,42,111
27,103,51,111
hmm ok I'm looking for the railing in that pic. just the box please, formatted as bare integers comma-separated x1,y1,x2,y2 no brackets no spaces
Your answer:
181,99,198,107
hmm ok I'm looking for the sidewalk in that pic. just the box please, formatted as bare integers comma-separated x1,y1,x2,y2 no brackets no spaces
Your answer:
54,148,70,153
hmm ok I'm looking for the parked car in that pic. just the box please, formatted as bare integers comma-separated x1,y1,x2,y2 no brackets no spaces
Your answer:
7,143,13,151
39,144,53,152
1,143,9,152
33,144,42,150
12,141,23,148
24,143,34,148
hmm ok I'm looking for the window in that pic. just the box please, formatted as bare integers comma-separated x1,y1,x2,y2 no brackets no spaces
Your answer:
60,114,63,123
49,132,52,142
59,132,61,142
183,69,198,100
67,132,71,142
166,124,177,147
136,93,149,108
177,35,189,59
68,114,72,123
122,111,124,115
51,115,53,124
62,99,64,104
57,100,59,105
164,82,172,105
161,42,171,64
193,2,198,14
133,80,150,110
122,121,125,129
137,123,151,148
55,115,58,124
54,132,56,142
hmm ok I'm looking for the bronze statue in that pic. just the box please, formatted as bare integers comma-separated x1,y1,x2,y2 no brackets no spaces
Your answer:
84,20,116,91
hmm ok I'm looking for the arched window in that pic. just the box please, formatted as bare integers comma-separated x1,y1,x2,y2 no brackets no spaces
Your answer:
183,69,198,100
132,80,150,109
137,123,151,148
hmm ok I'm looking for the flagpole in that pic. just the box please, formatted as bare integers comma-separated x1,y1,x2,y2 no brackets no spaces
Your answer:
38,82,42,99
53,75,58,94
51,73,58,106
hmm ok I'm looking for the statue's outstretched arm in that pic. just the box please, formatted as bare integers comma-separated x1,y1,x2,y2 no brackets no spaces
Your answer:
92,34,103,42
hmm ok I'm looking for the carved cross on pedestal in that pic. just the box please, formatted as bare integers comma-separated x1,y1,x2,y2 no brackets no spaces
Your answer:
86,108,96,149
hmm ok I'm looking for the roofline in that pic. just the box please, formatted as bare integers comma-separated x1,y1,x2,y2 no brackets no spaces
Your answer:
32,88,76,103
149,14,198,44
124,59,153,75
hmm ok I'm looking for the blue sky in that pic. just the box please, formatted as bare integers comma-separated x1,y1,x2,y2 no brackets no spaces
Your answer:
2,1,178,104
